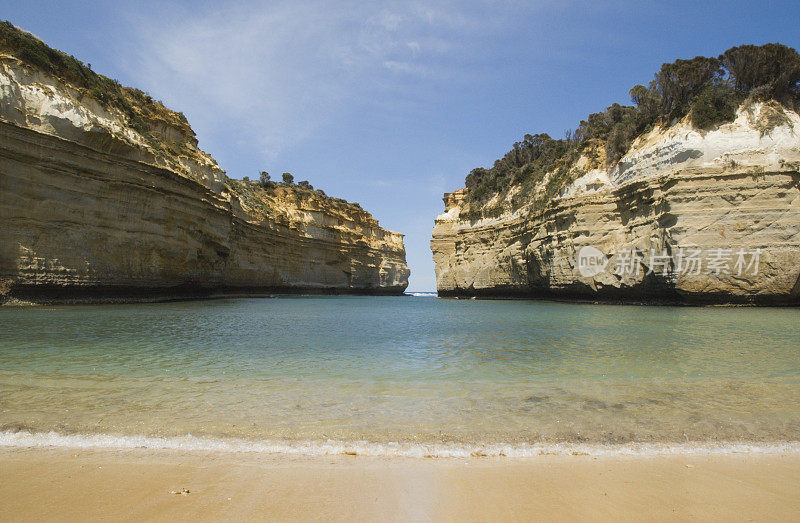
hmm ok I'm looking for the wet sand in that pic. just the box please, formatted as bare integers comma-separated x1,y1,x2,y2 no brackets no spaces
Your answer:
1,448,799,521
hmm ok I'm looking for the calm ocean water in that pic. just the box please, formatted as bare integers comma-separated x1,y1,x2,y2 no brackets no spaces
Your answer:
1,296,799,457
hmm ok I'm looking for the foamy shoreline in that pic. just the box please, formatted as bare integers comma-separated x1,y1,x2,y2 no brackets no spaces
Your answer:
3,430,799,459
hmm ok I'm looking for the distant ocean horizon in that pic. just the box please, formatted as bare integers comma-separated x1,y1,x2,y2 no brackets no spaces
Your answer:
1,296,799,457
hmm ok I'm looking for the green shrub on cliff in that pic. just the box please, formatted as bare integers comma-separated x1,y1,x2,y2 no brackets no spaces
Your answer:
464,133,573,205
463,43,800,211
259,171,272,188
690,85,739,130
653,56,725,119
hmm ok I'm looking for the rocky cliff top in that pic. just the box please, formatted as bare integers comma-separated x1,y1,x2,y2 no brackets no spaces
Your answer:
0,21,403,252
450,43,800,222
0,22,219,184
439,102,800,225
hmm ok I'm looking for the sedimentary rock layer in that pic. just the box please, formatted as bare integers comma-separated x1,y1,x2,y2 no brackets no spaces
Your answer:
432,105,800,304
0,120,408,301
0,50,408,302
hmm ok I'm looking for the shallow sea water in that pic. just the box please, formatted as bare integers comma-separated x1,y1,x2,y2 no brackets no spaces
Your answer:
1,296,798,456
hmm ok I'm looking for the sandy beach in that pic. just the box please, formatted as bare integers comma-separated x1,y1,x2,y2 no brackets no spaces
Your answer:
1,448,799,521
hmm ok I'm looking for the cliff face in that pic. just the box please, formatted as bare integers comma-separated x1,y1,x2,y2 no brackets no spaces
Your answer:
432,103,800,304
0,47,408,302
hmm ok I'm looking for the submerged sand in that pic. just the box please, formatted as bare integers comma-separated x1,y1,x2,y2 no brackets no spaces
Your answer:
1,448,799,521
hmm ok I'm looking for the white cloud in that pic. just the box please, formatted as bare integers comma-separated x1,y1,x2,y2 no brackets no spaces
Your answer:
125,0,492,158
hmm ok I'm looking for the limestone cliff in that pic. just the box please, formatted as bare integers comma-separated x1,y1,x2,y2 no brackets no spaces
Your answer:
432,103,800,304
0,25,408,302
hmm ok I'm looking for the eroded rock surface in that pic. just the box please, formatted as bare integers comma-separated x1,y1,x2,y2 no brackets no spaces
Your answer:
432,104,800,304
0,53,408,302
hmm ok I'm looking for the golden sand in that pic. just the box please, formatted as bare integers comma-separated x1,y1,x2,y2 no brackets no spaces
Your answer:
1,448,799,521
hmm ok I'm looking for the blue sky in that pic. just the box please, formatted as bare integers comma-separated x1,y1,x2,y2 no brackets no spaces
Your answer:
4,1,799,290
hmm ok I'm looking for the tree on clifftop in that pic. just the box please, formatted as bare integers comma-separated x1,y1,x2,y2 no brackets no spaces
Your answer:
282,172,294,184
720,43,800,103
653,56,724,119
259,171,270,188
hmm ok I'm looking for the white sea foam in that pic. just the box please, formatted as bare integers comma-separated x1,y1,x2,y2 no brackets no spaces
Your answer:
1,430,799,458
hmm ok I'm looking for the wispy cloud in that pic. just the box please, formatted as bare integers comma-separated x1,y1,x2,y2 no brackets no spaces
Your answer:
125,0,497,158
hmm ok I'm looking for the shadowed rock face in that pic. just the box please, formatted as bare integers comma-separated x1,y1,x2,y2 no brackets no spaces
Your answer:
432,104,800,304
0,53,408,303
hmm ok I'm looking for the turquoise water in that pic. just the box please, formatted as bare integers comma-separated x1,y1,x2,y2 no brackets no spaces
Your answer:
1,296,799,455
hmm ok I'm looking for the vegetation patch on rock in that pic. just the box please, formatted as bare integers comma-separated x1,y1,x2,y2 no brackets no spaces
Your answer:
0,21,196,151
462,43,800,218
